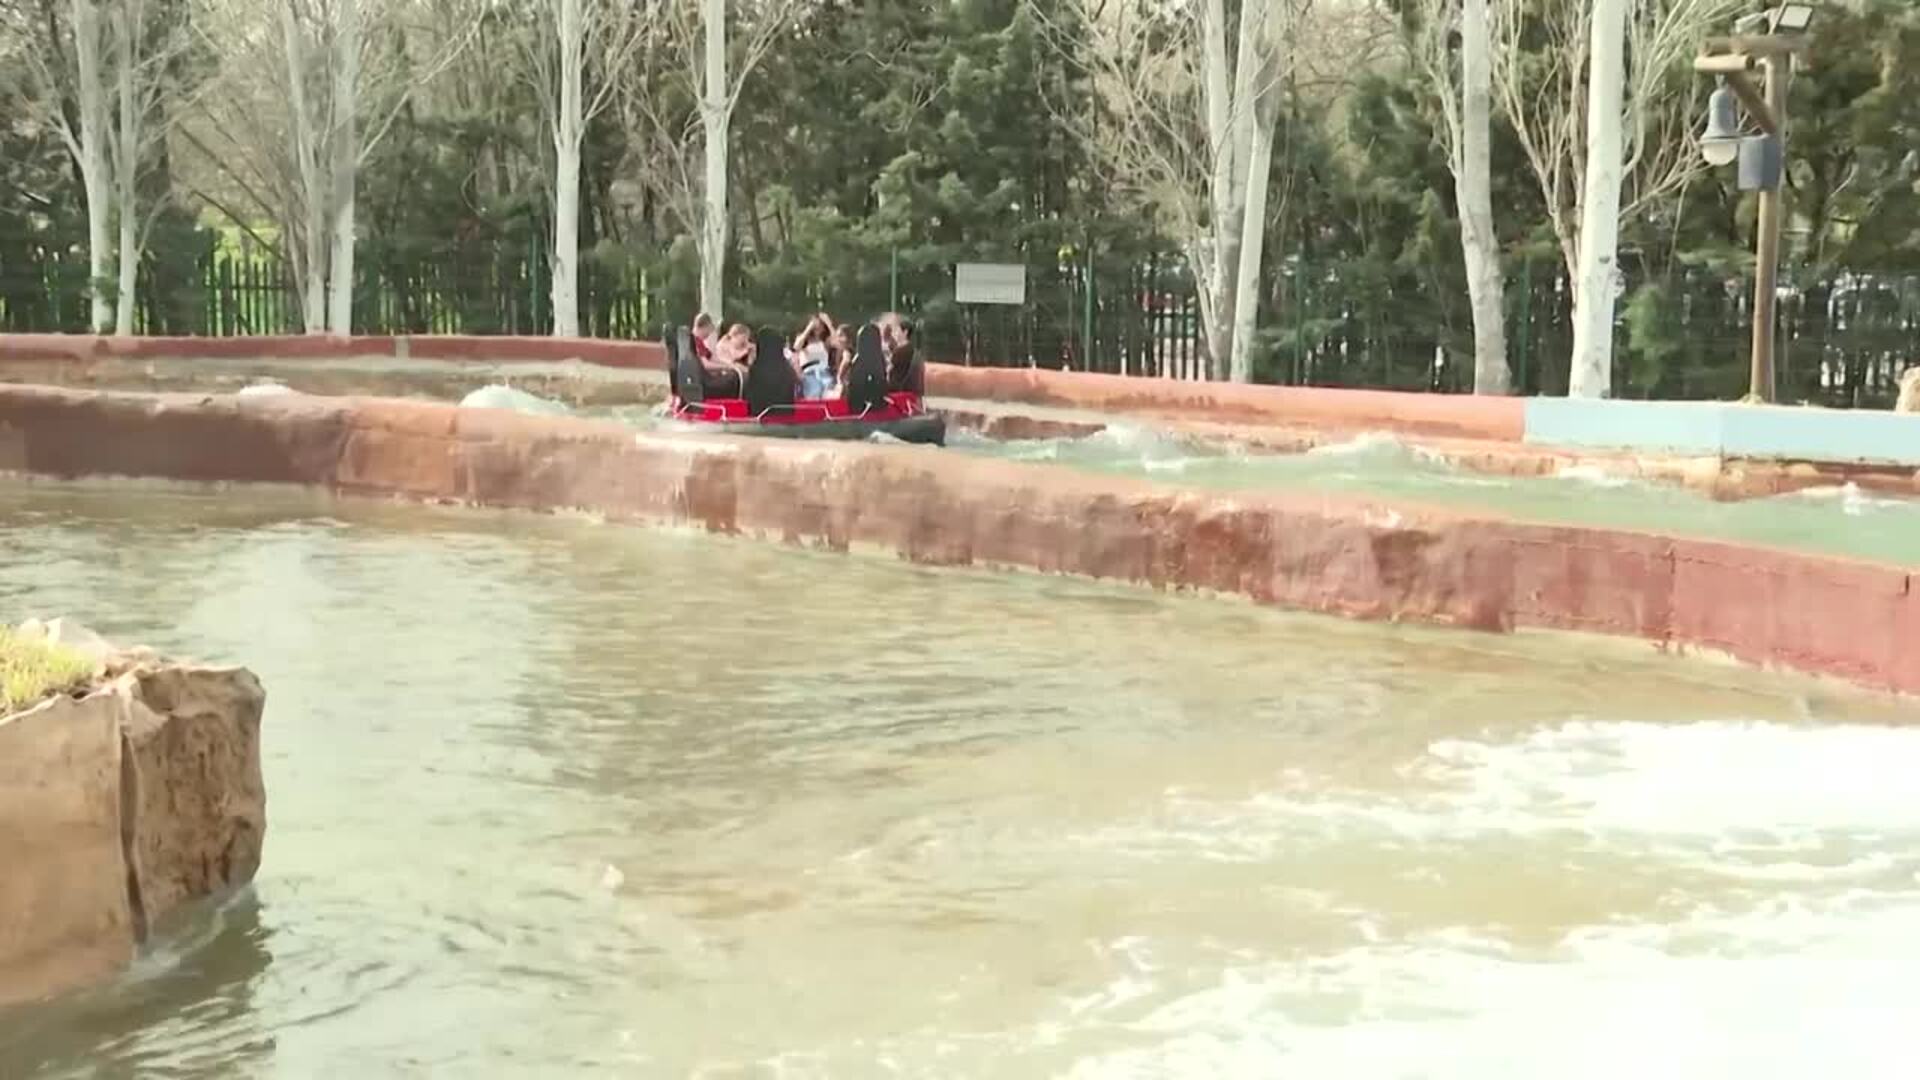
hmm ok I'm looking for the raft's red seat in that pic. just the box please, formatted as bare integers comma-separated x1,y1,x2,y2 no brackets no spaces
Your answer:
671,392,923,425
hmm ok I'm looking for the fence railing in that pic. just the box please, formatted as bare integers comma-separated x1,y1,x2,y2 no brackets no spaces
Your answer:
4,240,1915,407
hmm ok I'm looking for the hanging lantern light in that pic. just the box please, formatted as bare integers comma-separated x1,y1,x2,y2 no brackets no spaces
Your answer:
1698,81,1742,167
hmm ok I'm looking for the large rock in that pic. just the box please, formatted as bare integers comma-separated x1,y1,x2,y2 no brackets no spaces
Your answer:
0,623,266,1007
120,665,266,929
0,693,138,1008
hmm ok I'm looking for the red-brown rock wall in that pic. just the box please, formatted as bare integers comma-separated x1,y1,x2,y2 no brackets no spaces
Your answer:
0,384,1912,696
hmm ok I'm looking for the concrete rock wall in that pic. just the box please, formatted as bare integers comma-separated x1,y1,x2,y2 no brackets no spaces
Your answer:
0,384,1913,696
0,639,266,1008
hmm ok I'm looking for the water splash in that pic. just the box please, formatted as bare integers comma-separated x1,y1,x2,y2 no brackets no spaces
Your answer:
457,384,572,417
1552,463,1637,488
1305,431,1411,459
1782,481,1911,517
235,382,297,398
1061,897,1920,1079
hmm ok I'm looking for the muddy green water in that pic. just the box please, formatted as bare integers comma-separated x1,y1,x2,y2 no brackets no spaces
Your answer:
591,402,1920,567
942,426,1920,568
2,480,1917,1078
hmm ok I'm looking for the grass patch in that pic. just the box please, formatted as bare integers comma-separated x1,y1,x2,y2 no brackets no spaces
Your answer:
1,629,98,716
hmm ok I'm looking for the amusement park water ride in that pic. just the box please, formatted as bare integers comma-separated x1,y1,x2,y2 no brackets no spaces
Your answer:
662,322,946,446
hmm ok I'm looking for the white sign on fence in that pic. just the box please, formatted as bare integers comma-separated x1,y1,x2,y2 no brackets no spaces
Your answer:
954,262,1026,306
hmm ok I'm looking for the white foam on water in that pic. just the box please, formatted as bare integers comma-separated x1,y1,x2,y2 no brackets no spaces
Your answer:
723,891,1920,1077
1002,439,1064,462
1552,463,1636,488
456,383,573,417
1061,896,1920,1079
1087,422,1181,450
235,382,296,398
1300,431,1450,467
1780,482,1915,517
1063,720,1920,882
1430,472,1511,488
1417,719,1920,840
1072,423,1206,469
1306,431,1410,458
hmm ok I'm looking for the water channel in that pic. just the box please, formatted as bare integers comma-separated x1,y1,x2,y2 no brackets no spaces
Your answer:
3,477,1917,1077
585,399,1920,567
940,425,1920,567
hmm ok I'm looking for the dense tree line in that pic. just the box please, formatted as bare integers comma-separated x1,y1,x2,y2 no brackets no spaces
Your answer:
2,0,1918,400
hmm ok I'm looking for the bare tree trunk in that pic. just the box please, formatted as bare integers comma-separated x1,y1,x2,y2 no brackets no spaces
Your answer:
1229,11,1287,386
1229,105,1275,384
1569,0,1625,399
1199,0,1250,381
1200,0,1230,167
1459,0,1509,394
698,0,727,318
1195,0,1274,381
1554,228,1579,295
72,0,112,334
327,0,359,336
112,1,138,336
1197,0,1232,379
281,2,328,333
550,0,583,337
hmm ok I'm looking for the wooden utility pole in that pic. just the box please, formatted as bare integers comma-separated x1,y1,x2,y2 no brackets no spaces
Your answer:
1694,32,1806,404
1747,55,1789,402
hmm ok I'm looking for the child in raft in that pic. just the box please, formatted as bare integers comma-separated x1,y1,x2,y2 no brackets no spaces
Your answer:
788,312,846,399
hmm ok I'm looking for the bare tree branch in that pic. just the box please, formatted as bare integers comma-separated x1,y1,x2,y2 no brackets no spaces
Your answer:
1492,0,1747,278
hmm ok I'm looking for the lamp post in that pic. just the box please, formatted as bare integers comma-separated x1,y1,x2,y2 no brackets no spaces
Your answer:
1693,3,1814,404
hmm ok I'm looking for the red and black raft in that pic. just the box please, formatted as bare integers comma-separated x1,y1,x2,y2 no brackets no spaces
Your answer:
662,323,946,446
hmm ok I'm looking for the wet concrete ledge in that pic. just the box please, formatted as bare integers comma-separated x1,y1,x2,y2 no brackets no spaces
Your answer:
0,383,1913,697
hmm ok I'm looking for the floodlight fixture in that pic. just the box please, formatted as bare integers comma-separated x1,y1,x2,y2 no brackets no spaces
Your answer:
1770,3,1814,33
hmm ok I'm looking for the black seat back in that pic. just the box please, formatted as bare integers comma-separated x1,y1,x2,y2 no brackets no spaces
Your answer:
844,323,889,413
743,328,797,415
672,324,705,403
660,322,679,397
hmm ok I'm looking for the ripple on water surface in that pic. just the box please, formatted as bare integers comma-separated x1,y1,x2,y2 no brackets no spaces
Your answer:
1,478,1917,1078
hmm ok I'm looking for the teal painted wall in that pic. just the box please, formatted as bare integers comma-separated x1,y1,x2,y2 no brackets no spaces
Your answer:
1524,399,1920,466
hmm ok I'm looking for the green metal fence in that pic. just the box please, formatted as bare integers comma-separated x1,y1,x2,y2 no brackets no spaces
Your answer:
4,238,1916,407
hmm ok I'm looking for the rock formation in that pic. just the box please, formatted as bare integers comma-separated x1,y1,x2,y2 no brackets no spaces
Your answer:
1897,367,1920,414
0,618,265,1007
